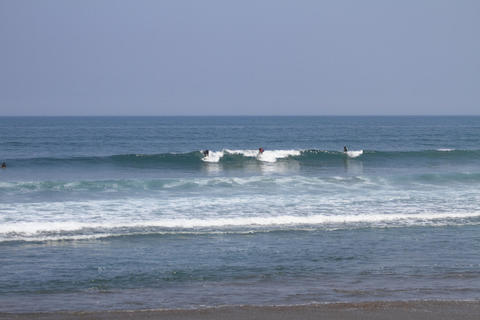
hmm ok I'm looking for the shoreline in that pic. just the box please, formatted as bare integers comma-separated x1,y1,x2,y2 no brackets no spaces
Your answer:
2,301,480,320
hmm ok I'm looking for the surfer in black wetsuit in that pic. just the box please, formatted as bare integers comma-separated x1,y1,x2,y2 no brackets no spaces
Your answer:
1,162,6,168
343,146,348,152
258,148,264,154
203,150,209,157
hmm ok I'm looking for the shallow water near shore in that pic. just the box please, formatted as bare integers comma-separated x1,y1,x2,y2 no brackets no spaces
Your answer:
1,116,480,312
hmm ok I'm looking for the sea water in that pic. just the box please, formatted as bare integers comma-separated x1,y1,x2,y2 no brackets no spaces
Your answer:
0,116,480,312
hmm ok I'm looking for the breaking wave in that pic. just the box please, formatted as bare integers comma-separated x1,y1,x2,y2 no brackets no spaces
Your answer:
3,211,480,243
6,149,480,168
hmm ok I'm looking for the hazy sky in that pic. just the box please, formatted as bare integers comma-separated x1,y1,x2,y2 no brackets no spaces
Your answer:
1,0,479,116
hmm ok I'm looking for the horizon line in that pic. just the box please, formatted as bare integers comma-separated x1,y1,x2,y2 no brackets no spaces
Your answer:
1,114,480,117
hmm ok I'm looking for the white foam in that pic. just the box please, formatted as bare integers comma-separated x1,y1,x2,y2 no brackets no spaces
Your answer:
437,148,455,152
256,150,301,163
2,209,480,242
201,149,301,163
2,177,480,242
346,150,363,158
224,149,259,157
201,150,224,163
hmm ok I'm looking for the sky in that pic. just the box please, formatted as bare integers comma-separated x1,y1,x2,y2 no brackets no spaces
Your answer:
0,0,479,116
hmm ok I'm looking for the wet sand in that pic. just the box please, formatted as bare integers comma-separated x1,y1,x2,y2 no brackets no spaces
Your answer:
2,301,480,320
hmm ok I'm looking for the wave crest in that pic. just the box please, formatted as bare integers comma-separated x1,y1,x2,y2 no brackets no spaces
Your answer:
2,211,480,242
8,148,480,169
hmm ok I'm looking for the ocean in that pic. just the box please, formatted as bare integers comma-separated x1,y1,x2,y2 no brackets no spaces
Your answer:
1,116,480,312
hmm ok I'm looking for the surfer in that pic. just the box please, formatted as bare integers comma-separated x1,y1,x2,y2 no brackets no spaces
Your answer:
343,146,348,152
203,150,209,157
258,148,264,154
1,162,6,168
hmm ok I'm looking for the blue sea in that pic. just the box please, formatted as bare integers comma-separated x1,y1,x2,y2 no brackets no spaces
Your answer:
1,116,480,312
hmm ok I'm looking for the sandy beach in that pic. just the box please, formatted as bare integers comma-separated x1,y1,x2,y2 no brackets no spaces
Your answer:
2,301,479,320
